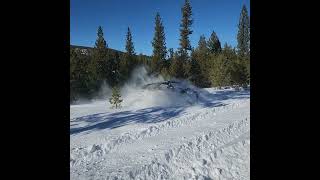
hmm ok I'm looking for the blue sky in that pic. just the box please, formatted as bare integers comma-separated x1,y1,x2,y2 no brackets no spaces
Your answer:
71,0,250,56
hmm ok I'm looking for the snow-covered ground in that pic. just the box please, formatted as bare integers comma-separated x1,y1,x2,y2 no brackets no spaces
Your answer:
70,85,250,180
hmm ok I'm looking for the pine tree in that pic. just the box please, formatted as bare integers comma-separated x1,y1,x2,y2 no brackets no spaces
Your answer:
125,27,135,56
222,43,234,58
70,48,94,101
169,51,184,79
164,48,174,72
151,12,167,74
94,26,108,69
207,31,221,54
109,86,123,109
237,5,250,58
215,43,247,87
120,27,136,82
107,51,120,87
197,35,208,53
160,49,173,80
119,53,128,84
190,49,203,87
95,26,108,51
91,26,108,86
244,57,250,84
179,0,193,57
230,57,247,86
192,35,211,87
70,48,77,81
177,0,193,78
70,49,78,102
210,54,232,88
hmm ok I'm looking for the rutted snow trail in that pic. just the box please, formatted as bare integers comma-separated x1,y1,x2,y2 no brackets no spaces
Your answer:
70,88,250,180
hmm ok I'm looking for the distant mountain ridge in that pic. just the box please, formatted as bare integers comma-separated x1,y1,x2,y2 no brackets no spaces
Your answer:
70,45,125,55
70,45,151,59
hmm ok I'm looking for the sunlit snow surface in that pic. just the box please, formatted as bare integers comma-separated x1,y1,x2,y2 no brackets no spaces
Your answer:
70,67,250,180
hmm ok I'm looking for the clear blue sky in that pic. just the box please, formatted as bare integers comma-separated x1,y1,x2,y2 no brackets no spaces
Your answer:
71,0,250,56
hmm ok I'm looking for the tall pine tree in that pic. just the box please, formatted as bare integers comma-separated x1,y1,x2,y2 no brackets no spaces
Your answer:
95,26,107,50
207,31,221,54
151,12,167,74
88,26,108,91
86,26,108,94
176,0,193,78
179,0,193,57
94,26,108,77
237,5,250,58
120,27,136,82
125,27,135,56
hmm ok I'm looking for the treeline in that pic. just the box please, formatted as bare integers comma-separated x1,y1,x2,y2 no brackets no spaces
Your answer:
70,0,250,103
70,27,150,102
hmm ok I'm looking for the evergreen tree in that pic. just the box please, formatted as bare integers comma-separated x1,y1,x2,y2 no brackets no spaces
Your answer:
107,51,120,87
189,49,203,87
237,5,250,58
222,43,234,58
119,53,129,84
164,48,174,73
210,54,232,88
192,35,211,87
177,0,193,78
171,58,185,79
95,26,108,50
197,35,208,53
244,57,250,84
169,51,184,79
70,48,78,102
151,12,167,73
120,27,136,82
230,57,247,86
179,0,193,57
70,48,94,101
218,43,247,86
125,27,135,56
109,86,123,109
160,48,173,80
91,26,108,87
94,26,108,72
70,48,77,81
207,31,221,54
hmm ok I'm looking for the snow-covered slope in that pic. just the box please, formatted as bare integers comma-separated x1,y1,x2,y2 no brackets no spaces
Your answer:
70,87,250,180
